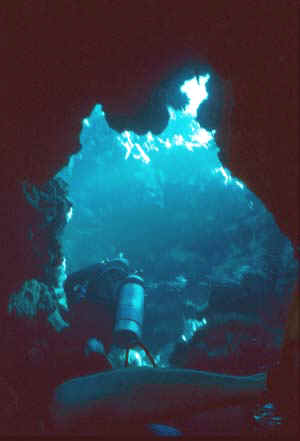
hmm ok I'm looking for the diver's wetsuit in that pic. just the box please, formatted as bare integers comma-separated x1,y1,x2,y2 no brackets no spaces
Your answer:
55,262,118,380
46,263,271,438
48,263,187,437
26,263,116,434
3,264,116,434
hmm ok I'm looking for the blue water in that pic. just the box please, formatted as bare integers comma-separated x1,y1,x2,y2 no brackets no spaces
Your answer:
57,75,298,434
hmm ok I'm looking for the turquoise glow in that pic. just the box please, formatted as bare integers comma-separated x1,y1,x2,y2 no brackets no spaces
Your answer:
78,76,244,190
180,75,209,117
117,75,214,164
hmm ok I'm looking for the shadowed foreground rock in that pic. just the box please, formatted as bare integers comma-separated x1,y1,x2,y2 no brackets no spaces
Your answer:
51,367,266,435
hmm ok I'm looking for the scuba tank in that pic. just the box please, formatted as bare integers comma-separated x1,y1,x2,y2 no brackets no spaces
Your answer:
113,274,145,349
64,257,153,367
83,259,145,349
64,258,145,349
65,258,145,350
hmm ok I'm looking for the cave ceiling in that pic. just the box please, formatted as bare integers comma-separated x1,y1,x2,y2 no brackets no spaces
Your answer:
1,1,299,255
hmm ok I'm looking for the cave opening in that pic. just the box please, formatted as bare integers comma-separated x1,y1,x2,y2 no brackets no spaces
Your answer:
57,73,298,368
1,3,298,434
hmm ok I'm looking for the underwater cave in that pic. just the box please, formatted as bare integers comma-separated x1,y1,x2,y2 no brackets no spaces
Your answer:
57,72,298,369
1,2,298,437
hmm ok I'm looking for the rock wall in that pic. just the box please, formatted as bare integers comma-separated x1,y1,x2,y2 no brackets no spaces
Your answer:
1,1,298,300
0,0,298,434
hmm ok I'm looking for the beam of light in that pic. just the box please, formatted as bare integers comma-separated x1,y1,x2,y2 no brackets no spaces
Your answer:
180,74,210,117
147,132,153,142
213,166,231,185
80,79,245,193
83,118,90,128
115,76,213,163
133,143,151,164
190,127,213,148
66,206,73,222
174,134,184,146
117,131,150,164
181,318,208,341
129,350,142,366
235,181,244,190
213,167,245,190
62,256,66,272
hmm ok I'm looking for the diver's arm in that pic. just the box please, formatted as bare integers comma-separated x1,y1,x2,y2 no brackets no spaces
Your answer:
51,367,266,433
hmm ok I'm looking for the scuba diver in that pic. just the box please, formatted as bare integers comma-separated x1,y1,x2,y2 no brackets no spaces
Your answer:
49,255,268,437
60,255,153,371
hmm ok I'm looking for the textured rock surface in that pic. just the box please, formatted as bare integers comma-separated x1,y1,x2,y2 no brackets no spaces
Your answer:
1,1,298,304
0,1,298,435
169,313,281,374
8,279,56,320
0,178,71,432
1,1,298,249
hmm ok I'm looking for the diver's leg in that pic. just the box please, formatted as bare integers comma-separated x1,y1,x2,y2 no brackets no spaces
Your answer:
50,367,266,433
